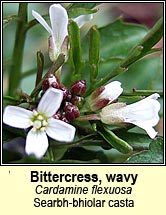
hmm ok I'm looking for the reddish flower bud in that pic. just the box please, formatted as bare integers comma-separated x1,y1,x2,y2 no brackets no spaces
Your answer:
48,74,60,89
42,79,50,91
88,81,123,111
60,85,72,101
93,98,110,111
71,80,86,96
64,102,80,121
42,75,60,91
91,86,105,100
60,115,69,123
53,111,62,120
71,96,84,108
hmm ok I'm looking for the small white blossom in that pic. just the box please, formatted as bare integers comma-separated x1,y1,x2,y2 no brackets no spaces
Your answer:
100,93,160,139
32,4,93,62
88,81,123,111
3,88,76,158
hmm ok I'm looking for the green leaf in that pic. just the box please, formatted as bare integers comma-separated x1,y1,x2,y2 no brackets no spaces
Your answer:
96,17,163,89
69,3,101,9
116,55,163,91
126,137,163,163
13,149,103,163
81,18,148,94
114,130,152,150
97,125,133,154
12,155,52,164
61,147,108,163
68,8,97,18
3,149,22,163
3,128,17,142
82,18,148,63
96,19,148,81
52,147,68,161
3,124,26,139
3,137,25,156
3,96,20,106
56,159,100,164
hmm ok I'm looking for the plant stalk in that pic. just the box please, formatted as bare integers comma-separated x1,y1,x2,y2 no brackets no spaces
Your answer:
8,3,28,95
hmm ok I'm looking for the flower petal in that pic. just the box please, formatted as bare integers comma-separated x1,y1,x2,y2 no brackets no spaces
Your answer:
37,87,63,117
46,118,76,142
32,10,52,34
121,94,160,139
25,129,48,158
3,106,33,129
128,120,158,139
49,4,68,47
123,96,160,126
125,93,160,114
74,14,93,28
102,81,123,102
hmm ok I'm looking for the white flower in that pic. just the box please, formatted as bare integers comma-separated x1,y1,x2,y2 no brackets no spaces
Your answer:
32,4,93,61
100,93,160,139
88,81,123,111
3,88,76,158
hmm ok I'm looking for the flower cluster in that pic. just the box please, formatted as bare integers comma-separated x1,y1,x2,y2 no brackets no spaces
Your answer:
3,3,90,159
3,88,76,158
42,74,86,123
3,3,161,162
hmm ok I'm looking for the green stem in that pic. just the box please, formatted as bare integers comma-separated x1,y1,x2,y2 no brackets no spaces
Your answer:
121,16,163,68
8,3,28,95
132,146,149,151
30,53,65,98
122,90,163,97
50,133,97,148
85,16,163,96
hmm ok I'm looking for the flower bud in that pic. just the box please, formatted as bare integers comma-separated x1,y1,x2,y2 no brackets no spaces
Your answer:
53,110,62,120
71,96,84,108
60,115,69,123
60,85,72,101
71,80,86,96
42,79,50,91
91,86,105,100
48,74,60,89
88,81,123,111
42,75,60,91
64,102,80,121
